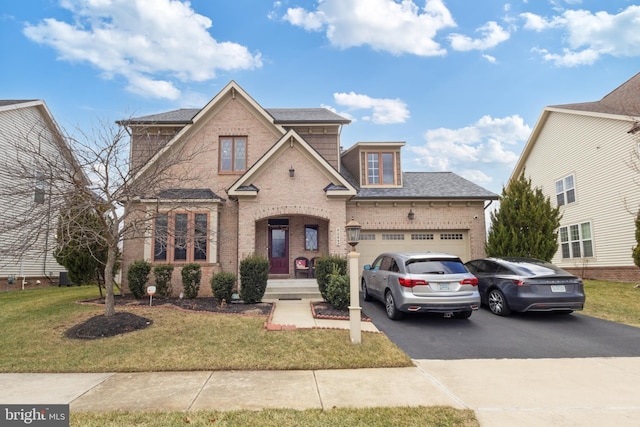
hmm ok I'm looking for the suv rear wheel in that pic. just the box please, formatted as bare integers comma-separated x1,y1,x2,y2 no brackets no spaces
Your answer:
385,290,403,320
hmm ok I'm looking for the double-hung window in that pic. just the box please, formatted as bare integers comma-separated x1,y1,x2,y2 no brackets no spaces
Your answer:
556,175,576,206
154,212,209,262
220,137,246,173
367,152,395,185
559,222,593,259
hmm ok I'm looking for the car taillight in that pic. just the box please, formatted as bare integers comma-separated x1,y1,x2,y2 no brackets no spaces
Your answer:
460,277,478,286
398,278,428,288
512,280,526,286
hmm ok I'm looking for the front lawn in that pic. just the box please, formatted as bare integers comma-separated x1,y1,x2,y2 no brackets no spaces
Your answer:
582,280,640,327
0,286,412,373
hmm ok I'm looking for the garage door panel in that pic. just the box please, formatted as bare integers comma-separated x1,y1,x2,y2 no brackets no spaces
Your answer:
358,230,469,266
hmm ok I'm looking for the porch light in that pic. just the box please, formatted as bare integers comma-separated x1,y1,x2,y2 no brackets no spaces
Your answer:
345,217,361,252
408,209,415,220
289,166,295,177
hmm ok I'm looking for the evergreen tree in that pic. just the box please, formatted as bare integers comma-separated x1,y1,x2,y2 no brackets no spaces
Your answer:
486,172,562,261
54,194,118,295
632,209,640,268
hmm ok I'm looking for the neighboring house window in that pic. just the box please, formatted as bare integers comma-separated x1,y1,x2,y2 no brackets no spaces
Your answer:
153,212,209,262
34,171,46,204
367,152,395,185
305,225,318,251
556,175,576,206
560,222,593,259
220,136,247,172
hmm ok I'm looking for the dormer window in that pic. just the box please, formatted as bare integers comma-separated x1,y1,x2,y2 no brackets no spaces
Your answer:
367,152,396,185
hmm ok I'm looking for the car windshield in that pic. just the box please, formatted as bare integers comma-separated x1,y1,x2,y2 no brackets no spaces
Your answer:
405,259,467,274
503,260,558,277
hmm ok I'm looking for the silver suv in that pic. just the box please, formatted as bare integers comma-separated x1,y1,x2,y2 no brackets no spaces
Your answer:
361,252,480,320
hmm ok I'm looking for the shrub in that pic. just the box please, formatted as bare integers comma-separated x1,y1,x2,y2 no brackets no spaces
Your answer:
153,264,174,297
240,254,269,303
127,260,151,299
326,273,350,309
181,263,202,299
314,255,347,301
211,272,236,303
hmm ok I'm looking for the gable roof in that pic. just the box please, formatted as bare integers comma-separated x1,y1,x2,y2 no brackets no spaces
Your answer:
123,107,348,126
342,170,498,200
512,72,640,181
550,72,640,117
227,129,356,198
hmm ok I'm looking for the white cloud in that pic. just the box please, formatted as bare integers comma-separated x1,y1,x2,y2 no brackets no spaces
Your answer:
333,92,410,124
522,5,640,66
23,0,262,100
407,115,531,186
448,21,510,51
283,0,456,56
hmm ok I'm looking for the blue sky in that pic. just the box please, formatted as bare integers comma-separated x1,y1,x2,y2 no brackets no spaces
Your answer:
2,0,640,194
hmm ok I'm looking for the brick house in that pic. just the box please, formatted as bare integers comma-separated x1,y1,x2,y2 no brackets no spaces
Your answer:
120,81,497,295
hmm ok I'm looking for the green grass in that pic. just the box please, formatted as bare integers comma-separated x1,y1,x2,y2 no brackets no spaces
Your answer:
582,280,640,327
71,407,479,427
0,286,412,373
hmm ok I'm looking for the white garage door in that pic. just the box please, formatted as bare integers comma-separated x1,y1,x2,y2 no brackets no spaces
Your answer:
357,230,469,266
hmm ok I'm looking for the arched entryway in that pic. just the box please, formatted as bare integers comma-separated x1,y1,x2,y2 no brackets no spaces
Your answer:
256,215,329,278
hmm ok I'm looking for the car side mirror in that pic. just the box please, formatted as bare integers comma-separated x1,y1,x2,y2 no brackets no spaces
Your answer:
363,264,371,271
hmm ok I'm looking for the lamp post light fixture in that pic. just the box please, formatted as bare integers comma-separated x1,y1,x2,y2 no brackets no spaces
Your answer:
345,217,362,344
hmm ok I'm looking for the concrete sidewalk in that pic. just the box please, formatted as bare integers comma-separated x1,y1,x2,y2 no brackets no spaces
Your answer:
1,358,639,426
2,300,640,426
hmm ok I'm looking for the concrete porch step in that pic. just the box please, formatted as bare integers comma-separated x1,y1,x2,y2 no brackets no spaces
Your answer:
264,279,322,300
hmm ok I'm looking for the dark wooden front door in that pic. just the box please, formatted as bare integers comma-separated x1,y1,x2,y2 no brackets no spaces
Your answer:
269,227,289,274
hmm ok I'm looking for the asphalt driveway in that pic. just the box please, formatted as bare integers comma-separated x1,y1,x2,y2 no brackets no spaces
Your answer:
360,297,640,360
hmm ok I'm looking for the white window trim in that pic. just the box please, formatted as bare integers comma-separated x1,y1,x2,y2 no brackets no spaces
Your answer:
560,221,594,259
555,174,576,207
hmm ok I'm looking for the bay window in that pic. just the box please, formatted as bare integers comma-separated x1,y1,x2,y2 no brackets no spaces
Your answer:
153,212,209,262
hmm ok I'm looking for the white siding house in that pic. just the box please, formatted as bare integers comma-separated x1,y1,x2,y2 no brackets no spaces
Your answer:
0,100,73,288
512,73,640,281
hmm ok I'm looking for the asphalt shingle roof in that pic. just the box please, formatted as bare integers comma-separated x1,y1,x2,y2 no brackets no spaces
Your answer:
551,72,640,116
342,171,498,200
156,188,224,201
124,108,350,125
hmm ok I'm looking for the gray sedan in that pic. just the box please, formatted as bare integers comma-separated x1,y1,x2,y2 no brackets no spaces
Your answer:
465,257,585,316
361,252,480,320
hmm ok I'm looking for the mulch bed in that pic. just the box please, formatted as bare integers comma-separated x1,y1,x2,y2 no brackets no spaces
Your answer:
67,296,367,340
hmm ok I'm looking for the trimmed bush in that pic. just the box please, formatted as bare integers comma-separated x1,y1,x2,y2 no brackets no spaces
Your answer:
181,263,201,299
153,264,174,297
314,255,347,301
240,254,269,303
127,260,151,299
326,273,350,309
211,272,235,303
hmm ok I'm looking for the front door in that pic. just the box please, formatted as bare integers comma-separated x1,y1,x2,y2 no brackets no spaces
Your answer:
269,226,289,274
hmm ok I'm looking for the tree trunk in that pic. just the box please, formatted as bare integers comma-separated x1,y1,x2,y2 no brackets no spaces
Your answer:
104,244,117,317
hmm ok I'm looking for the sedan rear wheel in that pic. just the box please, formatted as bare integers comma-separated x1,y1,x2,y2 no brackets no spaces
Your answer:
385,290,403,320
488,289,511,316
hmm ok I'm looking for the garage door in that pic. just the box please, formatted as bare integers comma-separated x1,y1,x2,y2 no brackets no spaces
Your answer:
357,230,469,266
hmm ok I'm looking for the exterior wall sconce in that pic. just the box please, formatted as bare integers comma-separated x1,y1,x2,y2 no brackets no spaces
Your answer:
289,166,295,177
408,209,415,220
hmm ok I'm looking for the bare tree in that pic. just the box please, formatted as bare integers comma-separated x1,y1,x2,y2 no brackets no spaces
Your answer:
0,112,212,317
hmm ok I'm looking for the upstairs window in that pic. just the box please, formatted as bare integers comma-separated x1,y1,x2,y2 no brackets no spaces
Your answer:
34,171,46,204
556,174,576,206
367,152,395,185
220,136,246,173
